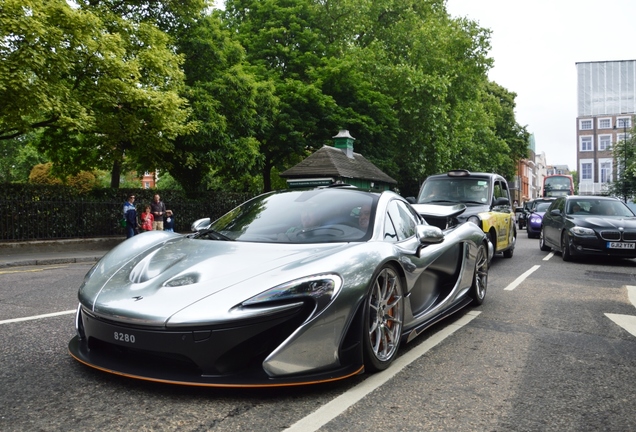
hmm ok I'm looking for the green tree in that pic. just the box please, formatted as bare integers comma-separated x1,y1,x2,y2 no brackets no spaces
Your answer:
1,0,197,187
165,13,276,195
609,131,636,202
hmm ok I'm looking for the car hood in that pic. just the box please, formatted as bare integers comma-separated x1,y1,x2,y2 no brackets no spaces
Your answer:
79,232,353,327
571,215,636,229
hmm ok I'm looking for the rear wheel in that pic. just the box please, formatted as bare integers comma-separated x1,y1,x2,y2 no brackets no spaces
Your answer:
539,228,551,251
470,243,488,305
363,265,404,372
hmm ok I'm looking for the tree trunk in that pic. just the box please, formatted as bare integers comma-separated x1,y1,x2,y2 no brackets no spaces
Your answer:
111,158,121,188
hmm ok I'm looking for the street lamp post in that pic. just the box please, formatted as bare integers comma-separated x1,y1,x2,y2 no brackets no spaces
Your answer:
615,118,629,203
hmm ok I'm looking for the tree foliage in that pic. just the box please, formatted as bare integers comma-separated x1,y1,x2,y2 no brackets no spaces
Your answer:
1,0,531,196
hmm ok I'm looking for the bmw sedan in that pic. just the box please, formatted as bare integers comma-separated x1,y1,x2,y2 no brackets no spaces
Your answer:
69,187,489,387
540,195,636,261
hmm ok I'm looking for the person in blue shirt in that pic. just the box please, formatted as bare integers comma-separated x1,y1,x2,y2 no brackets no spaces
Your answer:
123,194,138,238
164,209,175,232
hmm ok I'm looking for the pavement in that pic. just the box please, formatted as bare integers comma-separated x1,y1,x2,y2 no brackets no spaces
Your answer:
0,237,124,268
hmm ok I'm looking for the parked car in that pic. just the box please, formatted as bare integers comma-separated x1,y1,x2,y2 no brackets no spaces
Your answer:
69,187,489,387
516,200,534,230
409,169,516,260
527,200,553,238
540,195,636,261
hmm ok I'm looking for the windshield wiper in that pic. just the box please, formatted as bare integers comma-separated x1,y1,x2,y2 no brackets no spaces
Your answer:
196,229,233,241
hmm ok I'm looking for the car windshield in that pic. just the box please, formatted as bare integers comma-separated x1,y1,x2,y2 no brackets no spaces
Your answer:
201,189,378,243
535,202,551,212
417,178,489,204
567,199,635,217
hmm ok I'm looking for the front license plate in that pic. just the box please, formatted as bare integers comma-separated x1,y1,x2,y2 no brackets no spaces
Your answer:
607,242,636,249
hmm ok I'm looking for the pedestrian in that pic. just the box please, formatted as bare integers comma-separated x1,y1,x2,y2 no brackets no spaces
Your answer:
140,205,154,232
123,194,138,238
164,209,175,232
150,194,166,231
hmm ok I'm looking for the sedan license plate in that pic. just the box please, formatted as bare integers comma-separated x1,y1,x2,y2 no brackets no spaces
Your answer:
607,242,635,249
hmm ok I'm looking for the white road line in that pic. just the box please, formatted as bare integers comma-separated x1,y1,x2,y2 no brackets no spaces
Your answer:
605,314,636,337
543,252,554,261
0,310,75,325
604,285,636,337
504,265,540,291
283,311,481,432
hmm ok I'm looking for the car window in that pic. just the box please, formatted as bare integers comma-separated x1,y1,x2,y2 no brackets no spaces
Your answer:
535,202,551,212
417,178,490,204
386,201,418,241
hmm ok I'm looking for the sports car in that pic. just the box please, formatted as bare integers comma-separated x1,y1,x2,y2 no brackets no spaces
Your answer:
69,187,489,387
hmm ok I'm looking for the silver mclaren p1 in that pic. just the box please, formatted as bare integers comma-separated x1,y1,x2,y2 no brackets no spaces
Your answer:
69,187,488,387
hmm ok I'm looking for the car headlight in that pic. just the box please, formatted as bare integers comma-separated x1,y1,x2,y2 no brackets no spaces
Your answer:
466,215,481,227
234,274,343,319
529,215,542,224
570,226,595,236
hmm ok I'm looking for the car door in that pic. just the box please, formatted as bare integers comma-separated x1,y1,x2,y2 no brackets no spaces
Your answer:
492,179,513,250
543,197,565,248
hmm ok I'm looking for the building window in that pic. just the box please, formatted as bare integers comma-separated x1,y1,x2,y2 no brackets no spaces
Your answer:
581,163,593,180
600,161,612,183
617,117,632,129
144,182,150,189
580,136,593,151
579,119,593,130
617,133,631,143
598,118,612,129
599,134,612,151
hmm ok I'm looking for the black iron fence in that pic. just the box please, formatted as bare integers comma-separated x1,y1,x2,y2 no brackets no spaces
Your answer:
0,195,253,242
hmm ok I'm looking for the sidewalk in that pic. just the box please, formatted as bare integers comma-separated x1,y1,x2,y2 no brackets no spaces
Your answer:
0,238,123,268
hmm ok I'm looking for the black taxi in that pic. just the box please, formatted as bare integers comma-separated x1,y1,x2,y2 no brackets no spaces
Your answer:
410,170,516,260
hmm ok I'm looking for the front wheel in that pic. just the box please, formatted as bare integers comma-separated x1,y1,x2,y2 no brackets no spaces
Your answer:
363,265,404,372
539,228,551,251
470,243,488,305
561,232,573,261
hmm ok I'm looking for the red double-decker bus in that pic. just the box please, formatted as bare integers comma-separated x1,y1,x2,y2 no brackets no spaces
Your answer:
543,174,574,197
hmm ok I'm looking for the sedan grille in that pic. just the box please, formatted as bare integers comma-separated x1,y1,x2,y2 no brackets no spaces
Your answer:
600,230,621,241
599,230,636,242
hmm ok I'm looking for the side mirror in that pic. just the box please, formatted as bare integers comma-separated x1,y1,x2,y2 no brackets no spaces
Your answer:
494,197,510,207
550,209,561,216
415,224,444,257
416,225,444,244
405,196,417,204
191,217,211,232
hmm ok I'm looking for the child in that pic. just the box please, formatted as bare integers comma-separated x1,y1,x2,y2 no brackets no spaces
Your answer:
140,206,154,232
164,209,175,232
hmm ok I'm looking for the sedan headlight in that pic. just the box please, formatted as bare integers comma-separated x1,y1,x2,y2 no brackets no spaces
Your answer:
570,226,595,236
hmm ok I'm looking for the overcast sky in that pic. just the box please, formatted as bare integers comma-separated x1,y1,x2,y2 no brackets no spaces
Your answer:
446,0,636,171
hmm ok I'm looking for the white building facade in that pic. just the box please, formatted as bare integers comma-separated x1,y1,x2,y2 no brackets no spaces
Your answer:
576,60,635,195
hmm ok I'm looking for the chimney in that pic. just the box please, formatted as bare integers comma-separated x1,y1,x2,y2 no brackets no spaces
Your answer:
332,129,355,159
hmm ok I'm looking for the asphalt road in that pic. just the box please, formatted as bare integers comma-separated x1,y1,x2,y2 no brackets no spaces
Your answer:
1,235,635,431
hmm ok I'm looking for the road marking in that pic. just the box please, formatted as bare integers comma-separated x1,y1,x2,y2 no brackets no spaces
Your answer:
504,265,540,291
543,252,554,261
0,265,69,275
0,310,75,325
283,311,481,432
605,285,636,337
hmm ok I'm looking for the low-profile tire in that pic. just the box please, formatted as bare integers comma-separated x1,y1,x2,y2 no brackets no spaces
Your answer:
363,265,404,373
539,228,551,251
470,243,488,305
561,232,573,261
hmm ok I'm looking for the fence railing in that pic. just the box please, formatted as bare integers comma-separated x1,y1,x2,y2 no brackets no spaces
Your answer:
0,198,248,242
